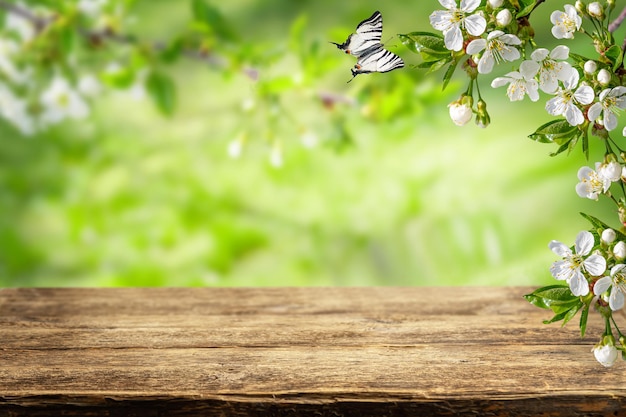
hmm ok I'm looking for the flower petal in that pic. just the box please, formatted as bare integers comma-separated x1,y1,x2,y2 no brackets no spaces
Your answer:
575,231,594,255
464,14,486,36
430,10,455,31
609,288,625,311
444,26,463,51
519,60,539,79
587,102,602,123
564,104,584,126
549,240,571,257
549,45,570,60
569,270,589,296
466,38,486,54
439,0,457,8
460,0,480,12
604,111,618,131
593,275,612,295
574,85,595,105
584,254,606,276
530,48,549,61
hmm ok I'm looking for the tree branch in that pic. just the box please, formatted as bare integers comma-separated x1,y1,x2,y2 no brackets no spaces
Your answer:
0,1,254,77
0,0,53,32
609,6,626,32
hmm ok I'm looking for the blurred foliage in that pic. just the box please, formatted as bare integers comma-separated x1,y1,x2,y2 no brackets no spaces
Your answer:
0,0,621,287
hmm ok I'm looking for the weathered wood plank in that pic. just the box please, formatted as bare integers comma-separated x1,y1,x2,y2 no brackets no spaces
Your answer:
0,287,624,416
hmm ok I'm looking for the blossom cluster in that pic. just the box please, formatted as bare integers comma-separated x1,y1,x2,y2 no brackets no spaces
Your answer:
549,227,626,367
0,1,143,135
425,0,625,132
405,0,626,367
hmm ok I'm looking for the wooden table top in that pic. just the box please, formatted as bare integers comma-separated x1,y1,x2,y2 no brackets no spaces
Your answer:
1,287,625,416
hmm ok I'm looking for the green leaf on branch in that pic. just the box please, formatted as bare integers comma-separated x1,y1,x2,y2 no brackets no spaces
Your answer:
524,285,578,309
528,119,578,144
442,58,459,91
146,71,177,116
191,0,238,42
524,284,584,326
517,0,538,17
417,57,451,73
398,32,450,61
605,45,623,71
580,212,626,240
580,303,589,338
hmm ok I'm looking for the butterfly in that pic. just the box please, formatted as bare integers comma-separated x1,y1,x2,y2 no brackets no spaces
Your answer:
331,11,404,82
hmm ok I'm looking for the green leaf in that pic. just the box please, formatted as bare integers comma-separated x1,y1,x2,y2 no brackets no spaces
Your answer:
580,303,589,338
146,71,177,116
58,26,75,56
580,212,626,240
191,0,238,42
441,58,459,91
549,141,571,157
561,302,583,326
399,32,450,62
517,0,537,17
528,119,578,144
100,66,136,89
159,38,184,63
417,57,452,73
541,302,582,326
524,284,573,309
605,45,624,71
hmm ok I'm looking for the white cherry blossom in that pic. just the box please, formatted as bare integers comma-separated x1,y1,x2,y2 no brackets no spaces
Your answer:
597,160,622,182
545,70,594,126
587,87,626,131
525,46,575,93
466,30,521,74
593,264,626,311
40,77,90,124
576,165,610,200
0,84,35,135
549,230,606,296
551,4,582,39
491,69,539,102
429,0,487,52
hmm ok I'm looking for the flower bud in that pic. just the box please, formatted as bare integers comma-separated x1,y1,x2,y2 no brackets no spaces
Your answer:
269,142,283,168
448,96,473,126
593,339,618,367
614,241,626,260
602,228,617,244
597,68,611,86
227,133,246,159
587,2,603,18
475,99,490,128
488,0,504,8
584,60,597,74
575,0,587,14
599,159,622,182
496,9,512,26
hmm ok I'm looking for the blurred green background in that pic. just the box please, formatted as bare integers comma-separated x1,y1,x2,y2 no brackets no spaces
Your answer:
0,0,621,287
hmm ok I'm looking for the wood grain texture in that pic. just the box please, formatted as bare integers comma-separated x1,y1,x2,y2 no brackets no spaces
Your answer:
0,287,625,416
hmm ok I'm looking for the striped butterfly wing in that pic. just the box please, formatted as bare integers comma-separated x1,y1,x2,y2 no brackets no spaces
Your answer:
352,46,404,76
332,11,383,56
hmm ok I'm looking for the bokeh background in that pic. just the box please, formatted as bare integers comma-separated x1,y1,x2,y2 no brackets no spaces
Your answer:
0,0,622,287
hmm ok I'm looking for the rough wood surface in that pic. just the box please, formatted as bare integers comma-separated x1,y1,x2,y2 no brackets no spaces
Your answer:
0,287,625,416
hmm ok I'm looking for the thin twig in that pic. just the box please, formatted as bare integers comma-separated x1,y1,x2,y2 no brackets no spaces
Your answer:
0,1,243,74
0,0,53,32
609,6,626,32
